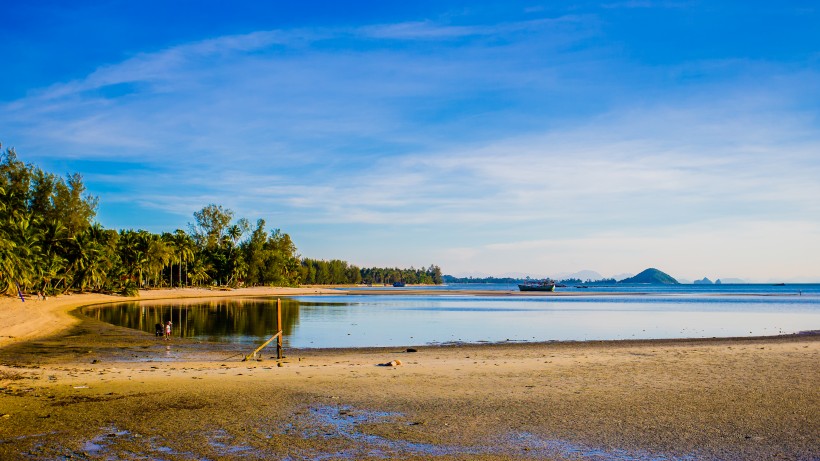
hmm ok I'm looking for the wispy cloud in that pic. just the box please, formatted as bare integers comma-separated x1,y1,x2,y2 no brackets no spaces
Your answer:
3,9,819,279
360,15,589,40
600,1,691,9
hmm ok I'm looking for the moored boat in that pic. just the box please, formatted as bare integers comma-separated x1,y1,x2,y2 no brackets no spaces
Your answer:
518,280,556,292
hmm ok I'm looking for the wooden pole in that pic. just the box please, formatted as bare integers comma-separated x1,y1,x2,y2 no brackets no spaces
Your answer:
242,332,281,361
276,298,283,360
241,297,284,362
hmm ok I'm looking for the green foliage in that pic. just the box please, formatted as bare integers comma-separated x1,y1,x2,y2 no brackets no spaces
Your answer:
0,146,443,296
240,220,300,287
190,204,234,250
0,145,98,295
119,280,139,297
300,261,442,286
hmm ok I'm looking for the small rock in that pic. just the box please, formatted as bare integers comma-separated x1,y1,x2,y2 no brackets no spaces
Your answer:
406,348,418,353
91,359,99,364
277,362,284,367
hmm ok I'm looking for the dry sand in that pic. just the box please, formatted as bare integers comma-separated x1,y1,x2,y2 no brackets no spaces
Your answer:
0,288,818,460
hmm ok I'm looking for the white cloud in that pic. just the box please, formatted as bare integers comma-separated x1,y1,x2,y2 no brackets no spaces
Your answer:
3,15,819,279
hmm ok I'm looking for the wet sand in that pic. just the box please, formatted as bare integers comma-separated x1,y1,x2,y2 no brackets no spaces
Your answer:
0,289,818,460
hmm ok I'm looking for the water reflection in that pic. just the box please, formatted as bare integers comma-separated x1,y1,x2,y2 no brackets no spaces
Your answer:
84,298,301,343
83,295,820,348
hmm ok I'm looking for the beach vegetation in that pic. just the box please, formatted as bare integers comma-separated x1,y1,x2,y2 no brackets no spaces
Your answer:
0,147,444,296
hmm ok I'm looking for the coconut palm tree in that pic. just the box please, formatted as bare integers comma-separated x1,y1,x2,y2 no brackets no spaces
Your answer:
173,230,196,287
146,235,173,288
117,230,150,288
3,214,42,294
37,220,70,293
66,223,120,292
188,258,211,287
161,232,179,287
64,227,102,292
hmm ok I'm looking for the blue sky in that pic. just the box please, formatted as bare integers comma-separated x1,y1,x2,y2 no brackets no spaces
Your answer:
2,1,819,281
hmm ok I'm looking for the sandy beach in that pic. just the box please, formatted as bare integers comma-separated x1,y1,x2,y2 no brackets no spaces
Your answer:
0,288,818,460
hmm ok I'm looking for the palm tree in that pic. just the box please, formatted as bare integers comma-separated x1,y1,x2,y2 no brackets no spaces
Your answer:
146,236,172,288
5,215,43,294
188,258,211,286
38,220,69,293
117,230,150,288
75,223,120,291
162,232,179,287
226,224,243,248
0,186,15,294
173,230,195,287
64,226,112,292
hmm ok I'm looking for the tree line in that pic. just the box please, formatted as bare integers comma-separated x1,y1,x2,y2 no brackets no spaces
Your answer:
299,260,442,285
0,146,442,296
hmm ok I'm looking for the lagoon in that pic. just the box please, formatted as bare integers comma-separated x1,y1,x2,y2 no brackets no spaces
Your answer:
83,286,820,348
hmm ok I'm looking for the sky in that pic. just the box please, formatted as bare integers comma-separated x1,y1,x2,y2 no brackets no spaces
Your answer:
2,1,819,282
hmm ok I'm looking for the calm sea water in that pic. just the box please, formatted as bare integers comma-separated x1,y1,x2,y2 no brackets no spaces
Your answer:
383,282,820,295
83,284,820,348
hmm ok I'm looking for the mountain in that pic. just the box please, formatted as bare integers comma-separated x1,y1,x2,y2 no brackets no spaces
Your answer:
694,277,713,285
618,268,679,285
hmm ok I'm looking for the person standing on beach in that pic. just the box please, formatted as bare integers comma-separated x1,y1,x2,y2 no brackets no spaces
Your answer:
164,321,172,340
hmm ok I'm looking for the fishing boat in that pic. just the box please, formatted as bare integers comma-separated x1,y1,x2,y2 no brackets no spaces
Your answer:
518,279,556,292
392,281,406,287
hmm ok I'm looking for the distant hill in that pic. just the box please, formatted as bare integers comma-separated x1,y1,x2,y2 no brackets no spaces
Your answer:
694,277,713,285
618,268,679,285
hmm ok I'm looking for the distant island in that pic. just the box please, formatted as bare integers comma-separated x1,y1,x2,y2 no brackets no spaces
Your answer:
617,268,679,285
444,268,683,286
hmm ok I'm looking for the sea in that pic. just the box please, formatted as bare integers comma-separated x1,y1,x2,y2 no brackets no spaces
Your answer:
83,283,820,348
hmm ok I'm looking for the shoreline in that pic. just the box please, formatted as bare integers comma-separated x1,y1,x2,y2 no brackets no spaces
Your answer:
0,287,345,349
1,288,818,459
4,286,814,351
